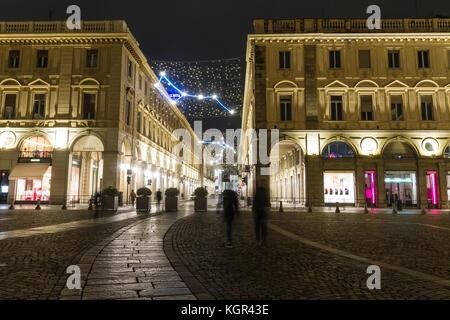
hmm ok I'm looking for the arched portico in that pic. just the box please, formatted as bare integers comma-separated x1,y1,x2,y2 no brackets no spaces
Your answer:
269,138,305,206
68,134,105,203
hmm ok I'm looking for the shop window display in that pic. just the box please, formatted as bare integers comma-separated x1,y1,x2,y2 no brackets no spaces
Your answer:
384,171,417,207
15,166,51,202
324,171,355,204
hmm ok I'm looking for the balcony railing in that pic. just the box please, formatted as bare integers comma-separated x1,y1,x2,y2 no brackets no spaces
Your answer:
19,151,52,160
254,18,450,34
0,20,129,34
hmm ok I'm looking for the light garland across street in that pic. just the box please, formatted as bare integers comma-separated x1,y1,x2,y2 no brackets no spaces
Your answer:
155,72,235,115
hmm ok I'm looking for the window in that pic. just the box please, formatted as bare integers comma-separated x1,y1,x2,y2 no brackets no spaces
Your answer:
37,50,48,68
82,94,96,120
139,75,142,90
3,94,17,119
125,100,131,125
360,95,373,121
8,50,20,68
418,50,430,68
322,142,355,158
280,96,292,121
388,51,400,68
86,50,98,68
390,95,403,121
137,111,141,133
329,50,341,68
279,51,291,69
421,95,434,120
358,50,371,68
145,81,148,96
32,94,46,119
448,50,450,69
330,96,343,121
127,60,133,78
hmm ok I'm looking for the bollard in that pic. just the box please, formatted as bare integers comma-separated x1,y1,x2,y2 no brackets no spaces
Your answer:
335,203,340,213
364,202,369,214
392,202,397,214
279,201,283,212
9,201,15,210
35,199,41,210
88,199,93,210
421,205,427,215
308,203,313,213
62,201,67,210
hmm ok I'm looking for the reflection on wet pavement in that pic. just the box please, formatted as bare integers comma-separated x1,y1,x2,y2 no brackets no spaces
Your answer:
0,206,167,241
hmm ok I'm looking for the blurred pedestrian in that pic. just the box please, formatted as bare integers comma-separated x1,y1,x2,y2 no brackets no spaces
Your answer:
222,189,239,248
130,190,136,207
253,186,269,247
156,189,162,205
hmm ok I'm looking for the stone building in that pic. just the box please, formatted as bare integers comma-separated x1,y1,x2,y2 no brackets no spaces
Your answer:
240,18,450,208
0,20,201,205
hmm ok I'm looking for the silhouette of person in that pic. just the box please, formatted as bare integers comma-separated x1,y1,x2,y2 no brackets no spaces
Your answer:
130,190,136,207
222,189,238,248
253,186,269,247
156,189,162,205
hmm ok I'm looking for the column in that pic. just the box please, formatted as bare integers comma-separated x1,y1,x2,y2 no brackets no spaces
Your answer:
376,162,386,208
102,151,121,190
50,150,70,205
305,156,324,206
438,162,448,209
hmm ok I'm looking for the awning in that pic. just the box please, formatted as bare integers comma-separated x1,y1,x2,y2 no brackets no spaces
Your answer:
9,163,50,180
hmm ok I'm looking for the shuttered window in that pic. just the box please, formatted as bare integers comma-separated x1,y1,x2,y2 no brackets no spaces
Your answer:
360,95,373,121
359,50,371,68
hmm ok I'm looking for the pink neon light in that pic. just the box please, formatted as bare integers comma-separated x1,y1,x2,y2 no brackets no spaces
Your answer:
370,172,376,205
429,172,437,205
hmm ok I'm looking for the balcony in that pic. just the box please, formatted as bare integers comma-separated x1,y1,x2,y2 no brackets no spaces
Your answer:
18,151,52,163
0,20,129,34
254,18,450,34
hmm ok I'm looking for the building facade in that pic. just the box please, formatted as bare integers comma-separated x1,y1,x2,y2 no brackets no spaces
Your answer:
0,20,201,205
240,18,450,208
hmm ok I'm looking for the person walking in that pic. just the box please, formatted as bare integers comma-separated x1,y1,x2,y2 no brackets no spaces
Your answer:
253,187,269,247
130,190,137,207
156,189,162,206
222,189,239,248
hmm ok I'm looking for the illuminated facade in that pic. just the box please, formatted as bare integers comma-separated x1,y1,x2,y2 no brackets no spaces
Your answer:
240,18,450,208
0,20,200,204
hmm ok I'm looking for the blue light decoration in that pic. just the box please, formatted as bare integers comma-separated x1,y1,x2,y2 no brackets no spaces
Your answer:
155,72,235,115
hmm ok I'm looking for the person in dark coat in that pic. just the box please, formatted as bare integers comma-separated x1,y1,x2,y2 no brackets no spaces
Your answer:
253,186,269,246
222,189,239,248
130,190,137,207
156,190,162,205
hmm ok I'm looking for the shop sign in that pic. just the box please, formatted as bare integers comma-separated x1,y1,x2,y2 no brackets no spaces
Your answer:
384,177,412,183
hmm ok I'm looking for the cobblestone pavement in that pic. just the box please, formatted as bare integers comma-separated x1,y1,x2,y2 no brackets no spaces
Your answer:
60,205,198,300
0,204,173,300
166,210,450,299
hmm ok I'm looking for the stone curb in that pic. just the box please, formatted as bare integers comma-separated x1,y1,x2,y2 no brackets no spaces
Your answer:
163,216,216,300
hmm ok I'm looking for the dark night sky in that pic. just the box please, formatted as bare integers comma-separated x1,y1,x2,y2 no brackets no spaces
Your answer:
0,0,449,61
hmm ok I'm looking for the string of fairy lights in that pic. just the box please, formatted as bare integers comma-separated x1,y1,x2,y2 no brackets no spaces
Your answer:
149,58,244,120
154,71,235,115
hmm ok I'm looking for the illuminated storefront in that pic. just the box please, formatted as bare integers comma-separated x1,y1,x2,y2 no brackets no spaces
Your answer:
447,172,450,202
323,171,355,204
10,164,52,202
364,171,376,206
384,171,417,207
0,171,9,204
426,171,439,208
